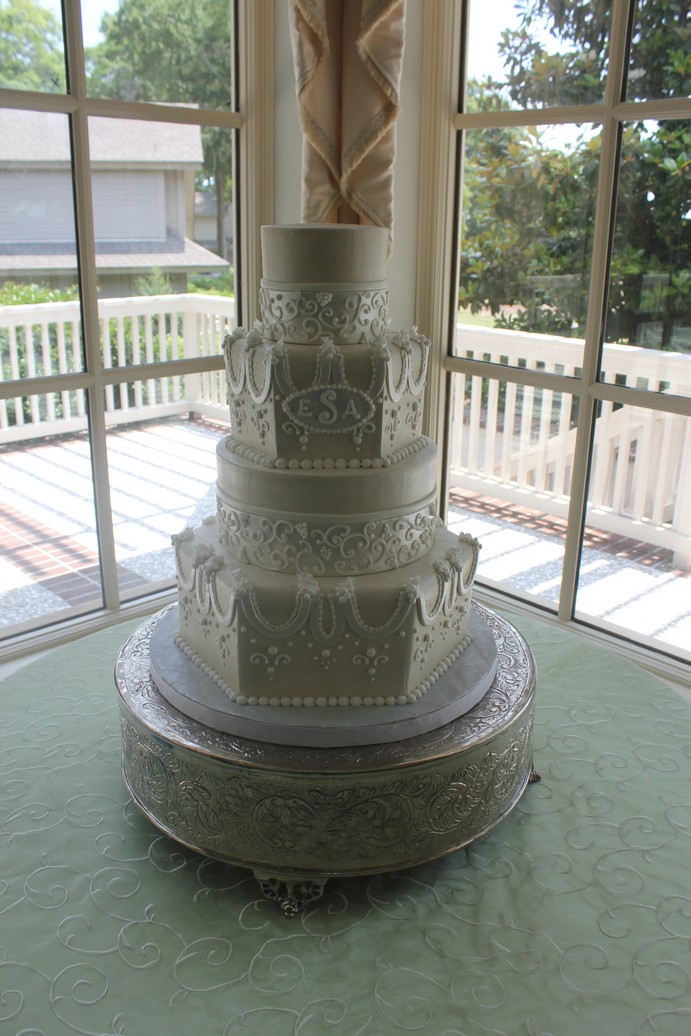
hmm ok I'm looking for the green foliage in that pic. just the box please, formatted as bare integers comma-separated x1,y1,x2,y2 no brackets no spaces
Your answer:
85,0,232,108
0,282,78,306
494,298,576,336
460,1,691,349
498,0,611,107
187,268,234,297
459,112,597,337
135,269,174,296
0,0,66,92
499,0,690,106
606,120,691,346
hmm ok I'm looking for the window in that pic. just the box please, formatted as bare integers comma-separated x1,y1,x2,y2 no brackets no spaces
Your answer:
445,0,691,667
0,0,249,650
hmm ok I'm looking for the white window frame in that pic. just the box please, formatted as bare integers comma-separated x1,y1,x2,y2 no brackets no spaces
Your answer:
417,0,691,688
0,0,273,662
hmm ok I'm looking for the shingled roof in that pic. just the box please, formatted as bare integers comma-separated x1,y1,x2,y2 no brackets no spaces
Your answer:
0,109,203,166
0,235,227,275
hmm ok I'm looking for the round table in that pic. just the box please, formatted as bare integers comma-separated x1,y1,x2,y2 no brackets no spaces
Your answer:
115,604,536,914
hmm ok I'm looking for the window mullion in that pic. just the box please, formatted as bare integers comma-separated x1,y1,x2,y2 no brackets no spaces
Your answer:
416,0,464,472
63,0,120,611
557,0,635,623
236,0,274,328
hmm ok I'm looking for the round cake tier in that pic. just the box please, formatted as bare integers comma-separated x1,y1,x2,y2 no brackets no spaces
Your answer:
216,436,438,574
261,224,388,285
216,490,439,576
172,524,479,707
259,285,389,345
260,224,389,344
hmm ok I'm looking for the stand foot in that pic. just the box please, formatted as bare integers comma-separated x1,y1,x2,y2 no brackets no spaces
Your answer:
254,873,328,916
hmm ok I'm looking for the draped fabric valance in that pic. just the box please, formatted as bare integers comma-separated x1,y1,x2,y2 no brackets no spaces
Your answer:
287,0,406,250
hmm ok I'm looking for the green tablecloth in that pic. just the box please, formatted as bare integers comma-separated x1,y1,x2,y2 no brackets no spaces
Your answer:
1,612,689,1035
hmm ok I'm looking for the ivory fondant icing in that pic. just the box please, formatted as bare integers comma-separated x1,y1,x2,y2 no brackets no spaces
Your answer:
173,522,479,706
216,435,438,521
170,224,482,707
259,225,389,346
215,434,440,575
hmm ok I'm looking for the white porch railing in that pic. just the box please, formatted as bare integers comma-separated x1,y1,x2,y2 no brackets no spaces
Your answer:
0,293,236,440
449,325,691,568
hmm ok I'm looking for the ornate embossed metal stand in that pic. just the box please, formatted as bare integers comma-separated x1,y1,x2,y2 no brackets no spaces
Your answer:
115,604,536,915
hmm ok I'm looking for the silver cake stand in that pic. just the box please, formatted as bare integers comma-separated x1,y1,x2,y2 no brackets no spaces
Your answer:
115,604,536,915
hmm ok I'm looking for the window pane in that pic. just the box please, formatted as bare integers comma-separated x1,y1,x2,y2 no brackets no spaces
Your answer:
446,373,577,609
465,0,609,111
88,117,235,368
85,0,232,110
0,0,66,94
104,407,227,600
627,0,691,101
0,109,86,437
603,120,691,396
0,415,101,639
576,405,691,662
0,379,86,439
456,124,600,370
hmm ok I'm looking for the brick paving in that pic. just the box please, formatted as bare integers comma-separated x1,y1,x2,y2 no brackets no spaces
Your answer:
0,500,147,607
448,487,687,575
0,417,223,634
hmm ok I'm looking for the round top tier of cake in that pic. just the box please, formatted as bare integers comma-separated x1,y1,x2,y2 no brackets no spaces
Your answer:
261,224,388,288
259,224,390,345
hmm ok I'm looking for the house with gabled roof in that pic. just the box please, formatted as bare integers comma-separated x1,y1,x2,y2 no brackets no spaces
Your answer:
0,109,228,296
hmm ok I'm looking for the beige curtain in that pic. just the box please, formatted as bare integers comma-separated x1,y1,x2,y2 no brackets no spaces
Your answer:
287,0,406,249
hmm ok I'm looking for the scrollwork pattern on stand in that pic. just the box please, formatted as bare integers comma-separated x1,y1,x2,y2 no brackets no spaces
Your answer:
119,713,533,867
114,604,534,765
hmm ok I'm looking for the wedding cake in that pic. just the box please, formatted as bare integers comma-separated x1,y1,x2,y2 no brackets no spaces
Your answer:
169,224,480,710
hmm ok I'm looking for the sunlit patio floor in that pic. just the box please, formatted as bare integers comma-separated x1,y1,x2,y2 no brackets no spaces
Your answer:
1,417,689,662
0,417,222,634
447,488,690,661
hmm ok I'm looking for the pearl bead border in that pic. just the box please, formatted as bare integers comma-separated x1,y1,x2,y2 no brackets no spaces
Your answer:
174,631,473,708
228,435,428,470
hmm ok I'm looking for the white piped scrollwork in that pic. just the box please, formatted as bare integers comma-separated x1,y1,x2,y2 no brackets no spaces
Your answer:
174,534,479,643
216,500,441,575
259,286,389,343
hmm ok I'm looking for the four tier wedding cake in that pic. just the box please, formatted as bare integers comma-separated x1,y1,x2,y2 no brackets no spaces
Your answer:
169,224,480,710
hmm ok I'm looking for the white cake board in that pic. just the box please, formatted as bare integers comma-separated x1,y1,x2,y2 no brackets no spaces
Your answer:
149,605,498,748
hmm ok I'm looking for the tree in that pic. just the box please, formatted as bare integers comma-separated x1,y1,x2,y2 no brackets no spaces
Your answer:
498,0,690,106
0,0,65,93
460,1,691,349
86,0,233,258
459,89,599,337
606,119,690,348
